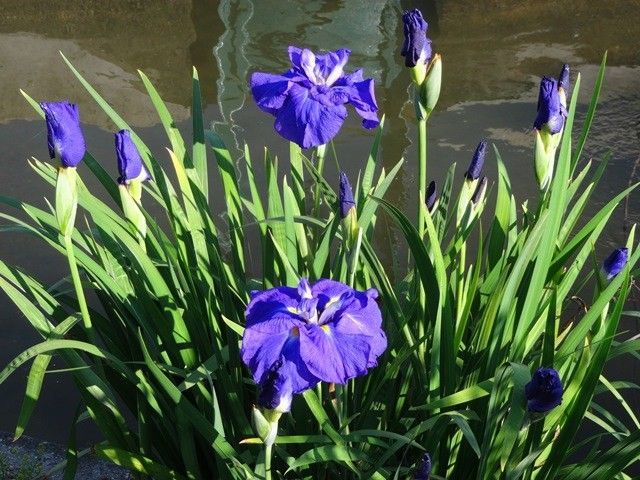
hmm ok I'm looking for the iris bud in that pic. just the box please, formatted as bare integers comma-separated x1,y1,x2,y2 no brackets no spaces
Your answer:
401,9,432,85
532,71,568,191
339,172,358,247
425,180,437,213
422,54,442,115
465,140,487,181
41,102,86,237
602,247,628,280
40,102,86,168
251,359,292,448
525,367,563,413
414,452,432,480
115,130,151,245
457,141,487,225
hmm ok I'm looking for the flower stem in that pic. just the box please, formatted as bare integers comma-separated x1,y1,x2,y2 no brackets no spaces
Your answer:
264,443,273,480
63,234,94,341
312,144,327,218
417,118,428,238
417,118,428,360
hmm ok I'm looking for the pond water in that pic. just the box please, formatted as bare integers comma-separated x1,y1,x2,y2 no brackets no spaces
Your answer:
1,0,639,444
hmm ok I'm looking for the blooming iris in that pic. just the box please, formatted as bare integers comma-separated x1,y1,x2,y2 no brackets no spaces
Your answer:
533,77,567,135
115,130,151,184
525,367,563,413
241,278,386,396
40,102,86,168
401,9,432,68
602,247,628,280
250,46,380,149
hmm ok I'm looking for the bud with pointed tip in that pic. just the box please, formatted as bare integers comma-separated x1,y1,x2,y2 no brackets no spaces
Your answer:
465,140,487,181
532,69,569,191
425,180,437,212
115,130,151,245
422,54,442,114
401,9,432,85
602,247,628,280
339,172,358,248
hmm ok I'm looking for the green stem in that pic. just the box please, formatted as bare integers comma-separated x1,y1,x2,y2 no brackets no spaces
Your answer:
417,118,428,360
264,443,273,480
417,118,428,238
312,144,327,218
63,235,94,341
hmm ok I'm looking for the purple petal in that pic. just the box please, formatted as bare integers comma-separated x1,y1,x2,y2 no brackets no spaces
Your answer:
339,172,356,218
312,279,353,309
533,76,566,134
258,358,293,412
346,78,380,129
245,286,299,327
318,49,351,85
426,180,437,212
465,140,487,180
603,247,628,280
274,84,347,149
40,101,86,168
242,325,318,393
251,71,293,116
299,324,372,384
115,129,150,184
401,9,432,67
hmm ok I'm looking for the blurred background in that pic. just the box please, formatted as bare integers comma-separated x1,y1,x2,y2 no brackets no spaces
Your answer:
1,0,639,444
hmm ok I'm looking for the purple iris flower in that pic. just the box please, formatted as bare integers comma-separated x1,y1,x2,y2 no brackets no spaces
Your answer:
414,452,432,480
426,180,437,212
533,77,567,135
602,247,628,280
558,64,570,93
241,278,387,393
401,9,432,68
525,367,563,413
465,140,487,180
40,102,86,168
115,130,151,185
258,358,293,413
339,172,356,218
250,46,380,149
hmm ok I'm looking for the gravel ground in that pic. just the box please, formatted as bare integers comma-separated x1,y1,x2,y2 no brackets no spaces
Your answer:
0,432,131,479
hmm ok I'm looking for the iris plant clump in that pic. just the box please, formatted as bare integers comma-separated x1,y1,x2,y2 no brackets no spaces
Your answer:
0,7,638,480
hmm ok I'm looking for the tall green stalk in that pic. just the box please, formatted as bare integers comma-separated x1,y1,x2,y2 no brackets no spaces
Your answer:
417,117,428,359
63,234,94,339
264,444,273,480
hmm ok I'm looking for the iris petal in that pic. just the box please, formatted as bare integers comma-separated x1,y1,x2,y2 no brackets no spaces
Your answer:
274,84,347,149
250,72,293,116
347,78,380,129
299,324,372,384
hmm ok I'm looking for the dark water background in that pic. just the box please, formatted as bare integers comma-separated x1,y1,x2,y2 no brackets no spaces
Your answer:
1,0,639,450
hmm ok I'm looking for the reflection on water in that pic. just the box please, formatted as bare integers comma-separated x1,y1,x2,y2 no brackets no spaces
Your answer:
1,0,639,443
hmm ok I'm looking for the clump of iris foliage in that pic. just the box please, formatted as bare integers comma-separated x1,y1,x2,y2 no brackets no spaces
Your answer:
1,7,639,480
